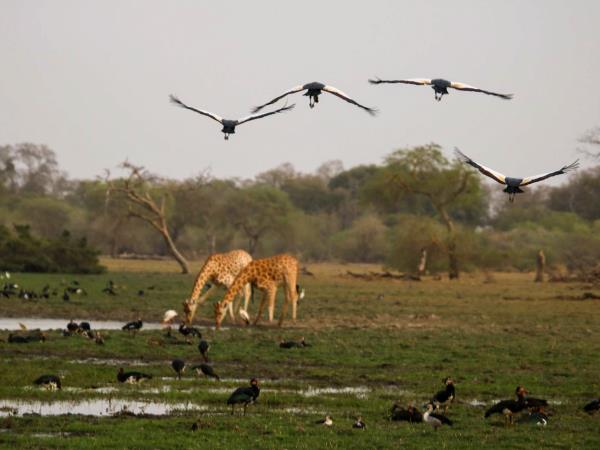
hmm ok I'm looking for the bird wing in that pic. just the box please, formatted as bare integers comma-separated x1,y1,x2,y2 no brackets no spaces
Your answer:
322,85,377,115
236,103,295,125
519,160,579,186
368,77,431,86
449,81,513,99
169,95,223,123
251,85,306,113
454,148,507,185
430,412,453,425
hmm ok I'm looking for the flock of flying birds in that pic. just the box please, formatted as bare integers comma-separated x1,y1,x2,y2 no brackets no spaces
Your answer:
171,76,579,202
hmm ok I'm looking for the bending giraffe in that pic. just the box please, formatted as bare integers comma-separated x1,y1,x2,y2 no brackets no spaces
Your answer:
214,254,304,329
183,250,252,325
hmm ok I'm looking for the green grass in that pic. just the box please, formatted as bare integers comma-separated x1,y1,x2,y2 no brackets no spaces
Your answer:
1,261,599,449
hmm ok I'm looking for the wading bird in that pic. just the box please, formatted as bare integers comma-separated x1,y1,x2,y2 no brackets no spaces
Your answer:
369,77,513,101
423,403,453,430
227,378,260,415
198,339,210,362
252,82,377,115
170,95,294,140
455,148,579,202
192,363,220,381
171,358,186,380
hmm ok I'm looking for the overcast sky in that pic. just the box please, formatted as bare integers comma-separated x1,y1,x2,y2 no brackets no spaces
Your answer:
1,0,599,185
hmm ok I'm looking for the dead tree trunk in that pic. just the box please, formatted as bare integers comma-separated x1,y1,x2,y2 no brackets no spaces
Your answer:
105,162,190,274
535,249,546,282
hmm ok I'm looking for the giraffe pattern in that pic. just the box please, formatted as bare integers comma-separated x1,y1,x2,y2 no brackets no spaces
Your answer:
183,249,252,325
214,254,302,329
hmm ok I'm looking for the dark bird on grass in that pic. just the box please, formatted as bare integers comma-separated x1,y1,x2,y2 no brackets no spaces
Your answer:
352,416,366,429
431,377,456,412
369,77,513,101
79,322,91,332
584,399,600,414
66,320,79,334
34,374,62,390
484,386,528,425
8,334,30,343
227,378,260,415
102,280,117,296
137,289,145,297
192,363,220,381
122,319,143,335
198,339,210,362
423,403,453,430
455,148,579,202
390,403,423,423
252,82,377,115
279,339,301,349
170,94,295,140
524,395,549,410
315,415,333,427
171,358,186,380
62,290,70,301
117,368,152,384
178,323,201,339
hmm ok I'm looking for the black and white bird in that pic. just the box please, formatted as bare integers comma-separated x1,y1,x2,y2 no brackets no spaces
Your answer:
431,377,456,412
171,358,186,380
369,77,513,101
122,319,143,335
584,399,600,414
178,323,201,339
34,374,62,390
455,148,579,202
252,82,377,115
170,95,295,140
316,415,333,427
192,363,221,381
227,378,260,415
198,339,210,362
117,368,152,384
352,416,366,429
423,403,453,430
484,386,528,425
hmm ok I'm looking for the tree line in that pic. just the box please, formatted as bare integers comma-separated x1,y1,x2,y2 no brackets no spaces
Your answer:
1,140,599,277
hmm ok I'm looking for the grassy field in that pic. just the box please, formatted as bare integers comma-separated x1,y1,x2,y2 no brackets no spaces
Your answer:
0,260,599,449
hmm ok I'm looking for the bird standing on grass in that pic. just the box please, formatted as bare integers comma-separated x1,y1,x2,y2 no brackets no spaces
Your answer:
431,377,455,413
122,319,143,336
484,386,528,425
117,368,152,384
423,403,453,430
369,77,513,101
198,339,210,362
455,148,579,202
584,399,600,414
352,416,366,429
191,363,220,381
227,378,260,415
316,415,333,427
34,374,61,390
171,359,186,380
170,95,295,140
252,82,377,115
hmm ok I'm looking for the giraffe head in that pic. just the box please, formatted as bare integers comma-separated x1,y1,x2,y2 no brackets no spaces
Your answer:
182,299,197,325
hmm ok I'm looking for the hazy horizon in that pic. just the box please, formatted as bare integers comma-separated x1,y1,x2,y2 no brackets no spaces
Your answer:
1,0,599,185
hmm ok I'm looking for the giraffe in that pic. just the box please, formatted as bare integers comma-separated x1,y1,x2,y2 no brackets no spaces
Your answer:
214,254,303,329
183,250,252,325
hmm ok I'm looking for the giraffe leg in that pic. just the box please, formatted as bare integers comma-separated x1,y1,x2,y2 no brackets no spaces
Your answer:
242,283,251,312
266,286,277,322
253,290,268,325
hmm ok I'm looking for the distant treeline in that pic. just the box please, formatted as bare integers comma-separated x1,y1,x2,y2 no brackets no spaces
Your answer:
1,142,599,275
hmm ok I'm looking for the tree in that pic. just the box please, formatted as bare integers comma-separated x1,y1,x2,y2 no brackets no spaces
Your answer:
363,144,485,279
105,162,190,274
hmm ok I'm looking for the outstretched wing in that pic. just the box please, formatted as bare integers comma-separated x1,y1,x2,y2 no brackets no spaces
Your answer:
449,82,513,99
454,148,507,185
169,95,223,124
237,104,295,125
322,85,377,115
369,77,431,86
251,85,306,113
520,160,579,186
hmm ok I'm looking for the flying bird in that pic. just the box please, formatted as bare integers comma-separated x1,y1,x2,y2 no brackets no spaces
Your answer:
369,77,513,101
170,95,295,140
252,82,377,115
455,148,579,202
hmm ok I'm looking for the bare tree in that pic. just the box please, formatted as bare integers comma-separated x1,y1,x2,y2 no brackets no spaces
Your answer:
105,161,190,274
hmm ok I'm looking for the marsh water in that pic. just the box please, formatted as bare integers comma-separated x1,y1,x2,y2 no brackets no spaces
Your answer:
0,317,164,331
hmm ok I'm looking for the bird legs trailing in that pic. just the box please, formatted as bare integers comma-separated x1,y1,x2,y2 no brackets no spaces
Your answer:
309,95,320,108
224,133,229,140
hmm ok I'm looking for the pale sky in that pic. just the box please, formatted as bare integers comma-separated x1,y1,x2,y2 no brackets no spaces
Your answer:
1,0,599,184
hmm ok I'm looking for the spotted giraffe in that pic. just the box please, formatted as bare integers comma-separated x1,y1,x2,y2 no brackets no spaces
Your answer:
214,254,303,329
183,250,252,325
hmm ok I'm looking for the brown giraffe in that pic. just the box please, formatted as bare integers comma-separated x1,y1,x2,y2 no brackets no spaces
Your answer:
183,250,252,325
214,254,303,329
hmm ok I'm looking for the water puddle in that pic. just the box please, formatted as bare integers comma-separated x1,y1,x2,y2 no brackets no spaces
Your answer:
0,399,206,417
300,386,371,398
0,317,164,331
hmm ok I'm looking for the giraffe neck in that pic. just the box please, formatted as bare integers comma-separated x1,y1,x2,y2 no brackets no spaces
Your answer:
189,262,215,301
221,270,252,306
